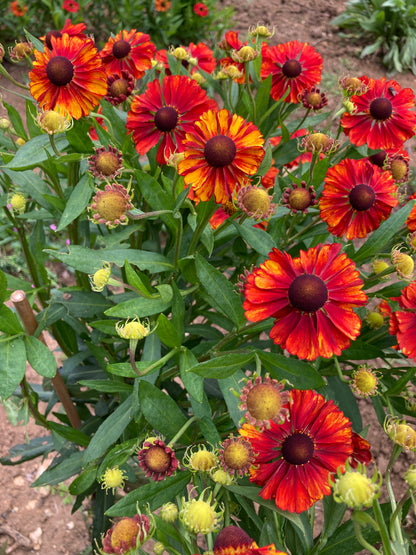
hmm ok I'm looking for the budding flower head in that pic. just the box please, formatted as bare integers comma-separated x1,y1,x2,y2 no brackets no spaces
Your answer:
218,65,243,81
209,467,235,486
236,183,275,220
99,466,127,494
366,310,385,329
89,262,118,292
351,365,379,397
301,132,338,154
159,502,178,523
342,99,356,114
239,373,289,428
405,464,416,490
153,541,166,555
248,24,274,39
179,489,223,535
371,258,390,277
169,46,189,61
385,416,416,450
116,317,151,340
407,231,416,252
282,181,317,214
191,71,205,85
391,245,414,280
0,117,11,130
89,145,123,180
332,462,381,509
101,513,153,554
8,192,26,214
37,110,72,134
232,45,258,63
0,43,4,63
16,137,25,146
183,444,218,472
219,435,255,476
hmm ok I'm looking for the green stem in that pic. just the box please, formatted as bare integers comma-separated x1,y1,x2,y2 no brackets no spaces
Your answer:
168,415,198,447
186,203,217,255
386,444,405,546
334,356,350,383
245,62,256,122
390,489,411,541
353,519,381,555
372,499,393,555
48,134,62,157
0,63,30,89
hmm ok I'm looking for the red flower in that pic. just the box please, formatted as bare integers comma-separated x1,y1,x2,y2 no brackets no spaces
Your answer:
341,77,416,150
10,1,27,16
29,34,107,120
218,30,247,85
243,243,367,360
350,432,372,468
261,41,323,103
212,525,287,555
194,2,208,16
42,19,87,50
320,158,398,240
240,389,353,513
126,74,216,164
406,192,416,232
100,29,156,79
389,282,416,360
62,0,79,12
155,42,216,75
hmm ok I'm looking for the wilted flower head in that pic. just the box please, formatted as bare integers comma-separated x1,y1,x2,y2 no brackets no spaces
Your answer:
236,184,275,220
232,46,258,63
282,181,317,214
386,153,410,184
37,110,72,134
99,466,127,494
179,489,223,535
89,146,123,180
301,132,339,154
391,245,414,280
101,513,153,554
9,41,33,61
351,365,379,397
239,373,289,428
248,24,274,39
332,462,381,509
89,182,133,228
339,75,368,96
213,525,287,555
300,87,328,111
219,435,255,476
137,437,178,481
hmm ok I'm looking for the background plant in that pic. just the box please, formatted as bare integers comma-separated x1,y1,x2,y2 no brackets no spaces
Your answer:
331,0,416,74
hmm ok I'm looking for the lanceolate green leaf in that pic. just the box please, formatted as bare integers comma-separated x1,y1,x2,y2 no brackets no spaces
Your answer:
3,134,69,169
187,352,255,379
0,337,26,399
24,335,57,378
195,254,245,329
57,174,92,231
353,200,415,263
258,351,325,389
105,284,173,318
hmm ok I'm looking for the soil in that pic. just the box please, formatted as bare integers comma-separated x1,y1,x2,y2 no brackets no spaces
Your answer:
1,0,416,553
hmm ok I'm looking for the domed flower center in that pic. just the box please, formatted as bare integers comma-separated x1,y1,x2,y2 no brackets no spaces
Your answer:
95,152,120,176
349,183,375,211
204,135,237,167
305,92,322,107
282,59,302,78
45,30,62,50
110,519,139,549
369,97,393,121
112,39,131,59
288,274,328,312
154,106,178,132
223,441,251,470
144,445,171,473
288,188,312,211
281,432,314,465
46,56,74,86
246,383,282,421
110,78,129,97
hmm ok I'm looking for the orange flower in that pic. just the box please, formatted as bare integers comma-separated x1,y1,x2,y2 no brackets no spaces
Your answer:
29,34,107,120
10,0,27,16
178,109,265,204
155,0,171,11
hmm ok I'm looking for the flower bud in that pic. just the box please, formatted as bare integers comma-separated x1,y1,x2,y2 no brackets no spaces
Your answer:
219,65,243,80
160,502,178,523
191,71,205,85
385,416,416,450
0,43,5,63
391,246,414,280
37,110,72,134
153,542,166,555
179,490,223,535
116,317,150,340
16,137,25,146
301,132,338,154
9,192,26,213
405,465,416,490
371,258,389,276
99,466,127,493
351,366,379,397
232,46,257,63
0,117,11,130
170,46,189,61
9,41,33,61
249,24,274,39
332,463,381,509
366,311,384,329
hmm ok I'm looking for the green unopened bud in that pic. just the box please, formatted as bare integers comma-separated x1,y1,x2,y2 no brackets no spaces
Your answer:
160,502,178,523
332,463,381,509
0,117,11,130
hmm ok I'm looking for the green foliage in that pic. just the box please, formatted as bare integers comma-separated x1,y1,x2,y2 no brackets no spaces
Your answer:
331,0,416,74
